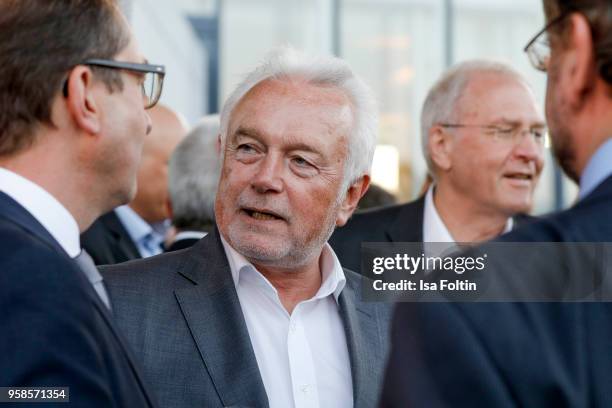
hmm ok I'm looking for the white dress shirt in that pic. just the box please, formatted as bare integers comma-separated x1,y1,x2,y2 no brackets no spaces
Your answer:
0,167,80,257
173,230,207,242
423,186,513,256
0,168,112,308
221,235,353,408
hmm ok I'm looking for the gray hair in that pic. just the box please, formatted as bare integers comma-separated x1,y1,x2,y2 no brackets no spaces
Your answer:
168,115,221,231
420,59,532,177
219,46,378,190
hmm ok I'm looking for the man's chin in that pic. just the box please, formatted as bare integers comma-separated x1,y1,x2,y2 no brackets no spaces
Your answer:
101,184,136,215
228,229,290,262
501,199,532,216
122,181,138,205
556,153,580,184
550,126,579,183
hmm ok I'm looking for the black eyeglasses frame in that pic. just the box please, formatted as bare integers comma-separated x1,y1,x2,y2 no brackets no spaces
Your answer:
62,59,166,109
523,10,572,71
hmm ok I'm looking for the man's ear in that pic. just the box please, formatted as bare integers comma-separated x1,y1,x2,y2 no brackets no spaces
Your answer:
564,13,597,109
428,126,453,172
335,174,370,227
65,66,102,135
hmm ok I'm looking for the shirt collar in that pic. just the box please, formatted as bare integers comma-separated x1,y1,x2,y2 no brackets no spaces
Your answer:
114,205,157,244
579,138,612,201
220,233,346,304
423,186,513,243
174,230,207,242
423,186,455,243
0,167,80,257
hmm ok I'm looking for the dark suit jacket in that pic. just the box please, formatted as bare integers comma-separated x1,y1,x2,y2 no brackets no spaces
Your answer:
102,229,392,408
381,176,612,407
0,192,156,408
330,197,425,273
81,210,141,265
164,236,201,252
330,196,534,274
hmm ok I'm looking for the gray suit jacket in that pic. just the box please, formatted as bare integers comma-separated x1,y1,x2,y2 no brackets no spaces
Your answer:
102,228,391,408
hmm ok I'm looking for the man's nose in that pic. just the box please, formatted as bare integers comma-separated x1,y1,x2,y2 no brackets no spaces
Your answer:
513,129,544,162
250,154,284,194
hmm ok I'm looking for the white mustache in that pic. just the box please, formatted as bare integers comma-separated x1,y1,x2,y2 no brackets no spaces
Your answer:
237,195,291,221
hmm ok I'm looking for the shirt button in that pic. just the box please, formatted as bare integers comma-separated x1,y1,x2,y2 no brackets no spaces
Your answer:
289,323,297,333
300,384,311,394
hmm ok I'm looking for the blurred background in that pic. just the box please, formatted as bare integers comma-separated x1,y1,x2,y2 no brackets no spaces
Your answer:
120,0,578,214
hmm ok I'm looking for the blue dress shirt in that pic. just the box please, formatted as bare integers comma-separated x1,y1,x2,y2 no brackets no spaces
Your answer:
114,205,167,258
579,138,612,201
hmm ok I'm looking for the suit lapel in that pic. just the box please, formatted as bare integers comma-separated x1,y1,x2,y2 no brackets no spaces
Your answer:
0,193,157,407
386,196,425,242
103,211,142,260
0,192,66,255
174,230,269,408
80,273,159,407
338,271,385,408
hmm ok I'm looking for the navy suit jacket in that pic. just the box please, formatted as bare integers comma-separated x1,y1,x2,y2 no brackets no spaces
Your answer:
164,235,201,252
331,196,534,274
381,176,612,407
102,228,392,408
330,197,425,273
0,192,157,408
81,210,141,265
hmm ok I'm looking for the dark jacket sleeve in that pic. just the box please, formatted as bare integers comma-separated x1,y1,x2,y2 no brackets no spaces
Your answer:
380,303,517,408
0,236,117,407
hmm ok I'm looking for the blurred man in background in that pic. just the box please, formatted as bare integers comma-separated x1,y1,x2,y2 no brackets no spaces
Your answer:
82,104,188,264
331,60,545,272
0,0,161,405
355,183,397,210
165,114,221,251
382,1,612,406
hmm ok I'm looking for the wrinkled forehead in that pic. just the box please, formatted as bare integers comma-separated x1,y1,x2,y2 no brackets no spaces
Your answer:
244,77,352,111
229,78,354,139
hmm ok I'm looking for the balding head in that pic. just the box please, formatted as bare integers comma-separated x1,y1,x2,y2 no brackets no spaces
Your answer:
423,61,545,216
142,105,189,158
130,104,189,223
421,60,533,177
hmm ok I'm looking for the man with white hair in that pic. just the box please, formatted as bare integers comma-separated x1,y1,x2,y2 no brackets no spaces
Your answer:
331,59,546,272
101,47,391,408
165,114,221,251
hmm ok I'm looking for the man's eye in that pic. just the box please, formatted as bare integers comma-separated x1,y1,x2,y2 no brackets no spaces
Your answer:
494,127,515,137
532,129,546,139
237,144,256,153
292,156,311,167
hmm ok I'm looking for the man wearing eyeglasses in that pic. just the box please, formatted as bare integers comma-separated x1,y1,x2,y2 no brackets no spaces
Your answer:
331,60,545,271
0,1,163,406
381,1,612,407
100,47,391,408
81,104,189,265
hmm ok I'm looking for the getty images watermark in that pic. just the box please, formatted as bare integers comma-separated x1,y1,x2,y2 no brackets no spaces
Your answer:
371,252,486,292
361,242,612,302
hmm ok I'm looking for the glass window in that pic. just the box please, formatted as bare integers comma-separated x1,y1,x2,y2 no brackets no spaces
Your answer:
133,0,575,212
